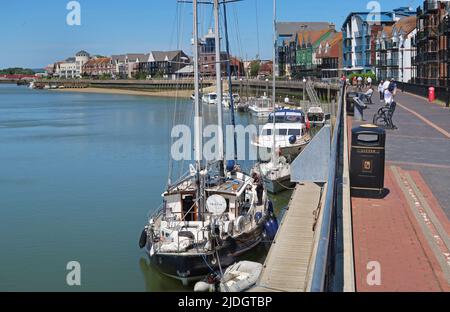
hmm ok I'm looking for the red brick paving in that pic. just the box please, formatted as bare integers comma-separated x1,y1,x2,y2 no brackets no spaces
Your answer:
348,114,450,292
352,166,448,291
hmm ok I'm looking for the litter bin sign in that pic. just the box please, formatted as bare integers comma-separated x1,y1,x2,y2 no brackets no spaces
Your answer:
350,124,386,197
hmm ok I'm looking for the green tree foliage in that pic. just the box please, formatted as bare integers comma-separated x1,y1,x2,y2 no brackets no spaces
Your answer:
0,67,35,75
249,61,260,78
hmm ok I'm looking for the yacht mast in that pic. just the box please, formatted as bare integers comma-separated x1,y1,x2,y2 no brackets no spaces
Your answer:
193,0,204,217
271,0,277,163
213,0,225,175
222,1,238,161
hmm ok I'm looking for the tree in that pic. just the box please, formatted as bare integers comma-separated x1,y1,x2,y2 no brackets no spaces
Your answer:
249,61,260,78
0,67,35,75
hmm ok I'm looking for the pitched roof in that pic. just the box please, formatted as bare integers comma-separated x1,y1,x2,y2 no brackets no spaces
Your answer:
294,29,333,47
149,50,184,62
276,22,333,36
126,53,149,62
316,32,343,58
378,16,417,40
83,57,112,67
111,55,126,63
393,15,416,35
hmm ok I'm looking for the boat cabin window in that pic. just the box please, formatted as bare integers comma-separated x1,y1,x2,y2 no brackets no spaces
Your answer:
262,129,272,136
181,195,197,222
288,129,301,136
277,129,288,135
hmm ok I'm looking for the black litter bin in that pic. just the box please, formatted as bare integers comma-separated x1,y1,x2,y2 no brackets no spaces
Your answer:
346,92,359,116
350,124,386,198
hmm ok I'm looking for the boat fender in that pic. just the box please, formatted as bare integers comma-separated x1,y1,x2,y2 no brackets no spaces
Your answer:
139,227,148,248
234,216,245,234
194,281,215,292
264,217,278,241
289,135,296,145
269,216,279,232
222,220,233,235
254,211,263,223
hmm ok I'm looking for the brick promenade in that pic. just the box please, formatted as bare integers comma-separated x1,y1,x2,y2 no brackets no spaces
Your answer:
349,90,450,291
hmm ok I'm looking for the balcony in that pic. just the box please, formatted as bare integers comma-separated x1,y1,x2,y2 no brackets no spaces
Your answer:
440,16,450,35
426,51,438,62
355,60,365,67
424,0,439,12
354,31,363,38
387,60,399,67
355,46,363,53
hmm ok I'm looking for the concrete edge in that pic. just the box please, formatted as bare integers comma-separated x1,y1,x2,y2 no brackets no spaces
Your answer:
342,105,356,292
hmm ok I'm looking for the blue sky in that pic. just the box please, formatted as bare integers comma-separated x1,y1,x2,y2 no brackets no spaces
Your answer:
0,0,422,68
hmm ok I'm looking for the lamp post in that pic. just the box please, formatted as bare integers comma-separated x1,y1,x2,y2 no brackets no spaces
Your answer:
400,36,405,92
445,13,450,107
303,77,306,101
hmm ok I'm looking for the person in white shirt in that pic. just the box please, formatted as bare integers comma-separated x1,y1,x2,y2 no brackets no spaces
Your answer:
367,76,372,87
383,79,396,105
378,81,384,102
357,76,363,91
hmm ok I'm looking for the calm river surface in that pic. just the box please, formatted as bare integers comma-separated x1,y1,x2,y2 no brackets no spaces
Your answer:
0,84,291,291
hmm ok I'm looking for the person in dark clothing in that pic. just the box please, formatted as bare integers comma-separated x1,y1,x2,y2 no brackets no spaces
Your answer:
256,181,264,206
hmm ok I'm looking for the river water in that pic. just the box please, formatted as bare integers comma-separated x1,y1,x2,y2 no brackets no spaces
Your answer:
0,84,291,291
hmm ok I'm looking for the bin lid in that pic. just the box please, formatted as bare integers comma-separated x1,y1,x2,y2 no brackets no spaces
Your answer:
352,124,385,136
361,124,378,128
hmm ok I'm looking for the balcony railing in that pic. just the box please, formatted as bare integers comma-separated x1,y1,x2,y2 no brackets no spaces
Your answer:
426,51,438,62
354,31,362,38
355,60,365,67
355,46,363,53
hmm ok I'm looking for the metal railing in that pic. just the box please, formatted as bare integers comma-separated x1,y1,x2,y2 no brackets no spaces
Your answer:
310,81,346,291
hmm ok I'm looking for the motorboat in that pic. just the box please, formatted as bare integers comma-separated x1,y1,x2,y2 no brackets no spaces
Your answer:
307,106,326,127
248,96,273,118
202,92,217,105
253,109,311,161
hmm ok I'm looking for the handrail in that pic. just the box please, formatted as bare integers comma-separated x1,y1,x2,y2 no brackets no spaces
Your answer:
310,81,346,291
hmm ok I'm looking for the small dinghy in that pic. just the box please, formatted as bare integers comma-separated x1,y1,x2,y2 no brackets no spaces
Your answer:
194,261,263,292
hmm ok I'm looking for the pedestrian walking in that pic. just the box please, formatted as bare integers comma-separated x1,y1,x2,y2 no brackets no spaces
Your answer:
367,76,372,88
378,80,384,102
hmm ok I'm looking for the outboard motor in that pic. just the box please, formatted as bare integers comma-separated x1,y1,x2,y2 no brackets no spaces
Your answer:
139,226,148,249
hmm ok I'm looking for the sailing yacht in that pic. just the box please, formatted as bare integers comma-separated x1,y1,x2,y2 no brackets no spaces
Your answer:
139,0,275,285
251,0,310,194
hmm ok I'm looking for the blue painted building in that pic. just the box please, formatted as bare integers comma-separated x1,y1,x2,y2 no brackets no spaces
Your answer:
342,7,415,73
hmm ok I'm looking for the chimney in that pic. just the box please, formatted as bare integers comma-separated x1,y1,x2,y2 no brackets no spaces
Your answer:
329,23,336,30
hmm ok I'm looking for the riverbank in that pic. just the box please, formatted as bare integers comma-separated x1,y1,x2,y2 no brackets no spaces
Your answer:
50,87,193,98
